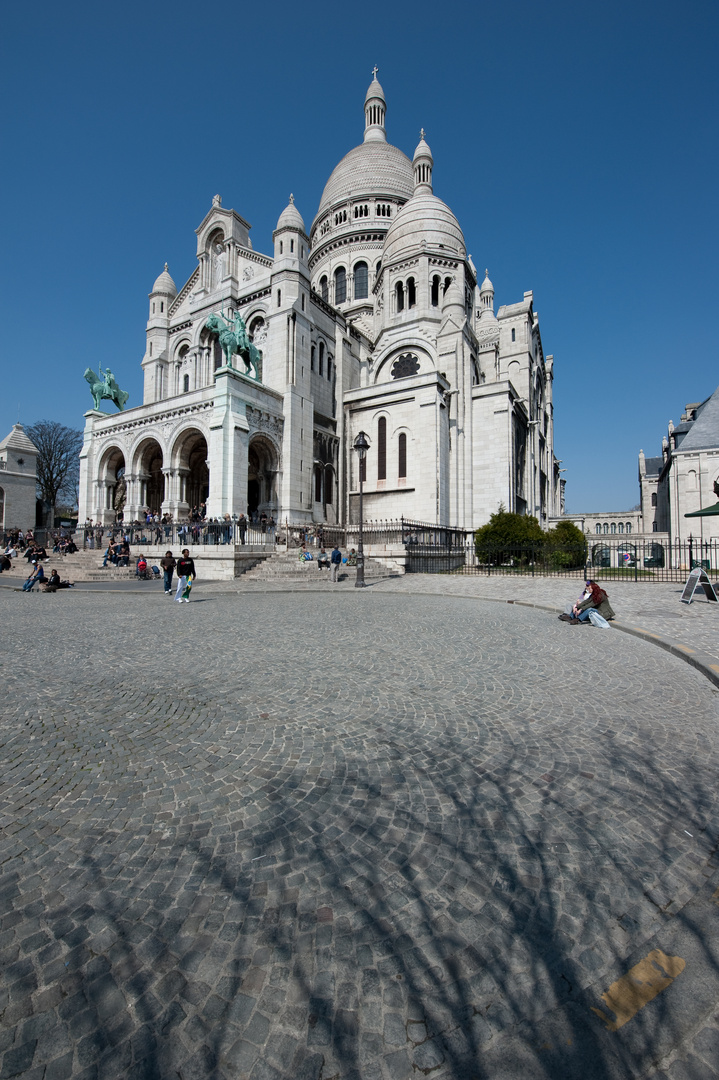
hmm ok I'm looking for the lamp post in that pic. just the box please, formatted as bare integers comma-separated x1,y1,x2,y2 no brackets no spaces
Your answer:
353,431,370,588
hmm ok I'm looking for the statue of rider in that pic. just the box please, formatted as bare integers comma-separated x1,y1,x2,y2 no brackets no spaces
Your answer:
99,363,119,398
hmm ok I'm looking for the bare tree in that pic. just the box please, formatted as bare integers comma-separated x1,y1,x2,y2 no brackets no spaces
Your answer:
26,421,83,525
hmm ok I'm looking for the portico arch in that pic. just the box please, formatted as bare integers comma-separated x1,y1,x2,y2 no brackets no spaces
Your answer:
98,445,126,520
172,428,209,517
247,435,279,519
132,438,165,516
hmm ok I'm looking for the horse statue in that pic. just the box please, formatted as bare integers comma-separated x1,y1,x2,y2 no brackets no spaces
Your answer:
205,309,261,380
84,364,129,411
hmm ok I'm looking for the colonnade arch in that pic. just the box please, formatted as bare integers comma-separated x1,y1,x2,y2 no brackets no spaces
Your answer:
171,428,209,517
98,446,126,519
132,439,165,515
247,435,279,519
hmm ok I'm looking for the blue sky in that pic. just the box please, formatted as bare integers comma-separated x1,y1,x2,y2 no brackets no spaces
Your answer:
2,0,717,514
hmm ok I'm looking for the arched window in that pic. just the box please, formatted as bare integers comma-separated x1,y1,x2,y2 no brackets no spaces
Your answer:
334,267,346,305
315,466,322,503
611,522,616,534
396,281,404,312
626,522,632,534
311,345,315,371
443,276,452,295
377,417,387,481
183,374,189,393
407,277,416,308
354,262,368,299
651,492,658,506
652,521,658,532
618,522,624,533
398,433,407,479
431,275,440,307
320,276,328,302
595,524,601,534
511,328,516,342
319,342,325,377
603,523,609,534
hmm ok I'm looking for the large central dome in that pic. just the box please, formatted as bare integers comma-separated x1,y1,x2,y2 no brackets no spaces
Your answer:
317,142,413,217
312,72,414,233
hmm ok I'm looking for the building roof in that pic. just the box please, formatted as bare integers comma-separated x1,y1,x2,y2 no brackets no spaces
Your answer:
0,424,38,454
151,264,177,296
316,141,413,218
677,385,719,451
383,192,466,264
276,194,306,234
643,456,663,476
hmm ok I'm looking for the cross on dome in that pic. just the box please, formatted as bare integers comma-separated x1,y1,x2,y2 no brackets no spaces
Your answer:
420,128,426,139
372,65,379,78
289,193,294,203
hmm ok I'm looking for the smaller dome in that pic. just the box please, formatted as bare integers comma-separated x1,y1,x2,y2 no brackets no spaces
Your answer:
276,194,306,233
413,131,433,165
443,276,464,309
383,193,466,264
365,72,386,104
151,263,177,296
480,269,494,294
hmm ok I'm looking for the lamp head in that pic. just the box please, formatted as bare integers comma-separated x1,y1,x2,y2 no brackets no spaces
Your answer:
353,430,370,461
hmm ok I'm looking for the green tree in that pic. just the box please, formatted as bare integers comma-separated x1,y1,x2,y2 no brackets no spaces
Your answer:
543,518,587,569
474,507,545,564
26,420,82,526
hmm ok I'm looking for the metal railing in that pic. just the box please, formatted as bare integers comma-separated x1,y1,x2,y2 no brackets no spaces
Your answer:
415,538,719,582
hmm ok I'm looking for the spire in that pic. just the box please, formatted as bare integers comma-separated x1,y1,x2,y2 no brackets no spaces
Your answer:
480,268,494,312
364,67,387,143
412,129,433,194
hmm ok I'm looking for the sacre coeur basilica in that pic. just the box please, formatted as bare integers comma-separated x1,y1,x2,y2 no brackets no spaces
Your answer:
78,71,563,532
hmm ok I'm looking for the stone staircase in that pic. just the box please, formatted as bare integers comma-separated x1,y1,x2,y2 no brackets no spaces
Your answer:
239,549,399,584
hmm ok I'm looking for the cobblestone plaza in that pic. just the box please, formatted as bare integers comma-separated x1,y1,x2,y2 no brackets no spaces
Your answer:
1,582,719,1079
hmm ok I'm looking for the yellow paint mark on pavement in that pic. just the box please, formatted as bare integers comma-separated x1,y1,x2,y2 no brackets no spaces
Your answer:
591,950,686,1031
633,628,660,637
677,645,695,653
709,664,719,674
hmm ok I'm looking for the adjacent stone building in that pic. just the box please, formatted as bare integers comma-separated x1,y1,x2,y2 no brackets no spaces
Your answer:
639,385,719,544
0,425,39,533
78,73,562,530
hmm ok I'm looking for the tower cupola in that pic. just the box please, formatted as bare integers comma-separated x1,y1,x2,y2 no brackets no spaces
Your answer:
364,67,387,143
480,269,494,312
413,130,433,194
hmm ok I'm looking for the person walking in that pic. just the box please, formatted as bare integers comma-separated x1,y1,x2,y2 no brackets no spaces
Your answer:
161,551,176,594
330,543,342,583
175,548,197,603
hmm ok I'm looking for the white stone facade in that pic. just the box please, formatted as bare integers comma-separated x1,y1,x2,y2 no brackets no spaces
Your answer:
0,425,38,532
78,74,562,531
639,388,719,544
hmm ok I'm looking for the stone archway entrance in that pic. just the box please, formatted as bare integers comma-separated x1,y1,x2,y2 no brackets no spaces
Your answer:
101,447,126,521
247,436,278,520
186,435,209,512
171,429,209,518
135,440,165,515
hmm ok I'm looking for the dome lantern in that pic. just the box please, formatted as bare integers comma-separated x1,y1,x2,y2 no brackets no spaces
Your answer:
364,66,387,144
413,130,433,194
480,269,494,312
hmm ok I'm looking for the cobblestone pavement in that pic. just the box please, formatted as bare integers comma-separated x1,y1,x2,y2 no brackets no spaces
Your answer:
2,586,719,1080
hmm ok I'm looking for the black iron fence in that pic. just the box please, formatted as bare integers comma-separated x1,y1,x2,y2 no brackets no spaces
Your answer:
412,537,719,582
73,521,719,583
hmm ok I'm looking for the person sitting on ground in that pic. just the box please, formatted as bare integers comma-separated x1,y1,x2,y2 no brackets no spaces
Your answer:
136,555,148,578
42,569,74,591
22,561,45,591
317,547,330,570
298,544,313,561
0,553,12,574
560,580,615,624
346,548,357,566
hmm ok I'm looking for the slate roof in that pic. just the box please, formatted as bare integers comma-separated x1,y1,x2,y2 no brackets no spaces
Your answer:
0,424,38,454
643,456,663,476
678,385,719,452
